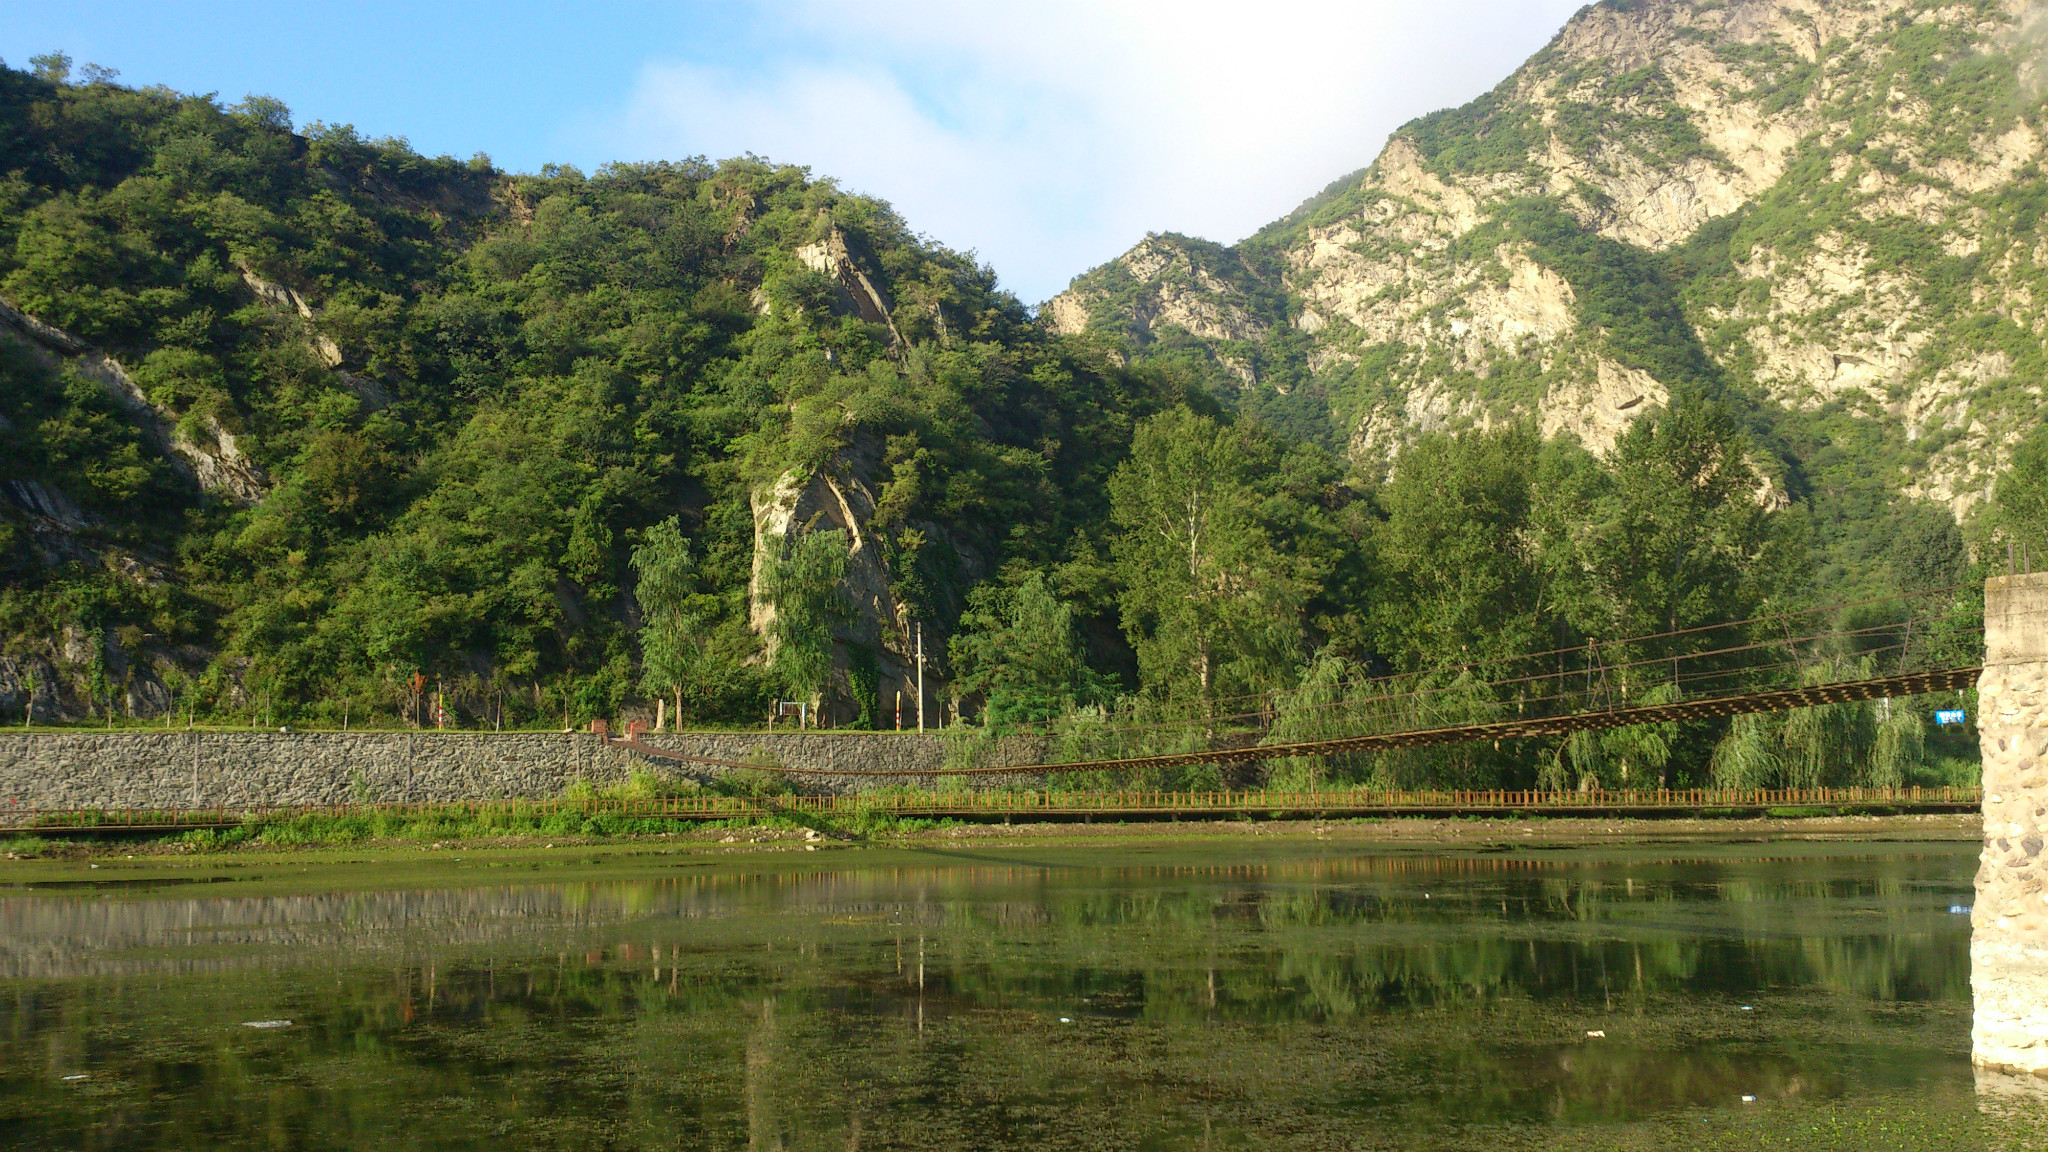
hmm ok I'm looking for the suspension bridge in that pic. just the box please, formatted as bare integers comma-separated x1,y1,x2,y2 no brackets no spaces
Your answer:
611,584,1989,780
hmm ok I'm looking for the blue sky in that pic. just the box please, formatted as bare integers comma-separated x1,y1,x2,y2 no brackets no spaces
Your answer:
4,1,1585,302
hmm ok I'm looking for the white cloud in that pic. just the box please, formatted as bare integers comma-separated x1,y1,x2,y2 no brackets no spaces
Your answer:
601,0,1584,302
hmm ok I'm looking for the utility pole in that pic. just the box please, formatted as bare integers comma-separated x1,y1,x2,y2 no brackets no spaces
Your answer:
916,623,925,733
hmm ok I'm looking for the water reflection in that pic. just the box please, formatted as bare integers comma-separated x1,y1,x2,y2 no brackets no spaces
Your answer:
0,845,2014,1149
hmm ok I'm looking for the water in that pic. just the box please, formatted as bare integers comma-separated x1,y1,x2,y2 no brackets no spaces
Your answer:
0,839,2033,1149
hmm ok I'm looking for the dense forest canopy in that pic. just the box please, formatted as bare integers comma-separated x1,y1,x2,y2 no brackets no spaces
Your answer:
0,52,2024,792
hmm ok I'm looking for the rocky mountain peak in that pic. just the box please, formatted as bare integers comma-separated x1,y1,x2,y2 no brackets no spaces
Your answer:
1051,0,2048,521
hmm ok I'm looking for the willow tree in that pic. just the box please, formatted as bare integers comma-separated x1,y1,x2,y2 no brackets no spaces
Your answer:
1600,683,1680,788
1708,713,1780,790
1780,661,1875,788
1868,706,1925,790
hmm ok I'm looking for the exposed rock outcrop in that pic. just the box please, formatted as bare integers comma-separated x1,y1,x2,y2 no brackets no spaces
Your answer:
1539,359,1667,457
0,296,270,506
795,226,906,347
240,269,344,367
0,656,62,724
1047,234,1269,349
749,448,947,724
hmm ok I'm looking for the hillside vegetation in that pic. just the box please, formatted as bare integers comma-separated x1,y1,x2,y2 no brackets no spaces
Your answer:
0,54,1193,728
0,25,2024,793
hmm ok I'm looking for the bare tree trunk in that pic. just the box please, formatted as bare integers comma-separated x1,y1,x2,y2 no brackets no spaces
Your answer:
1199,640,1214,741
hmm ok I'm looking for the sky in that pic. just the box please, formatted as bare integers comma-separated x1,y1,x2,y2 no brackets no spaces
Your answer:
3,1,1586,302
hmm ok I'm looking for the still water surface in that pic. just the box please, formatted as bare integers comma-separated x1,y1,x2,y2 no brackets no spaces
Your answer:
0,839,2025,1149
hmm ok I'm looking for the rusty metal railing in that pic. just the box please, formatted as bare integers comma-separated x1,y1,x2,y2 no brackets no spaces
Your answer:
3,785,1981,834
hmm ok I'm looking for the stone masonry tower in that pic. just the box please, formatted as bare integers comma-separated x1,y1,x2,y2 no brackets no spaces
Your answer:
1975,571,2048,1076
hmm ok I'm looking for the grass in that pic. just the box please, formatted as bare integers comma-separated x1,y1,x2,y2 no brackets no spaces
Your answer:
169,805,964,849
0,768,979,855
4,807,966,855
1580,1098,2048,1152
2,832,49,857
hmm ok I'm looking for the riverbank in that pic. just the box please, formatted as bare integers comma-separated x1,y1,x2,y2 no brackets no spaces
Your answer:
0,811,1980,866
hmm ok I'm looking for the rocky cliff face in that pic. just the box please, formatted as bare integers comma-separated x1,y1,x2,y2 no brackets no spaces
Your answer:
1050,0,2048,519
748,453,952,723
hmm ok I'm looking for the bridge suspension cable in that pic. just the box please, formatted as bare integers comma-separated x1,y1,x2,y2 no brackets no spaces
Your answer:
614,585,1993,778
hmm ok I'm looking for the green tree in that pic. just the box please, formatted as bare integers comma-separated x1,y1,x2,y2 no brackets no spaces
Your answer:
1108,408,1303,711
1708,713,1780,790
1869,704,1925,790
1262,651,1369,789
1369,427,1547,670
1779,660,1875,788
1540,728,1605,792
1583,396,1775,644
1575,396,1791,789
951,571,1101,726
1993,423,2048,558
1596,683,1679,788
28,53,70,84
762,530,852,704
630,516,701,727
18,663,39,727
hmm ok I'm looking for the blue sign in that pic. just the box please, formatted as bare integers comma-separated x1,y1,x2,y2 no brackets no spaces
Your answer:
1935,710,1966,726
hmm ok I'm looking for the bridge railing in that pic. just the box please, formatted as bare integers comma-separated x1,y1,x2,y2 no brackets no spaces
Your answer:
4,785,1981,832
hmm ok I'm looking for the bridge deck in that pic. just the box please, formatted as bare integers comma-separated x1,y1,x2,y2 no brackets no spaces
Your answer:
10,785,1982,833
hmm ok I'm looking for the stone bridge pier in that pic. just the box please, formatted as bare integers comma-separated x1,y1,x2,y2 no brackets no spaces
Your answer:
1975,570,2048,1082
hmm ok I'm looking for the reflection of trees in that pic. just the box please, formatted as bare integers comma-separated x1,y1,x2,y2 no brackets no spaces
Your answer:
890,855,1971,1021
0,849,1977,1149
747,997,784,1152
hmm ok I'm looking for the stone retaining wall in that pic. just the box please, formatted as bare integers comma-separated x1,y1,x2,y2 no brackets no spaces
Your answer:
0,729,1047,814
1974,572,2048,1078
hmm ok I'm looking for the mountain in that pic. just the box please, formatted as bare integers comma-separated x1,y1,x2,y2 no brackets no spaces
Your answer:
1048,0,2048,546
0,56,1186,726
0,28,2025,797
